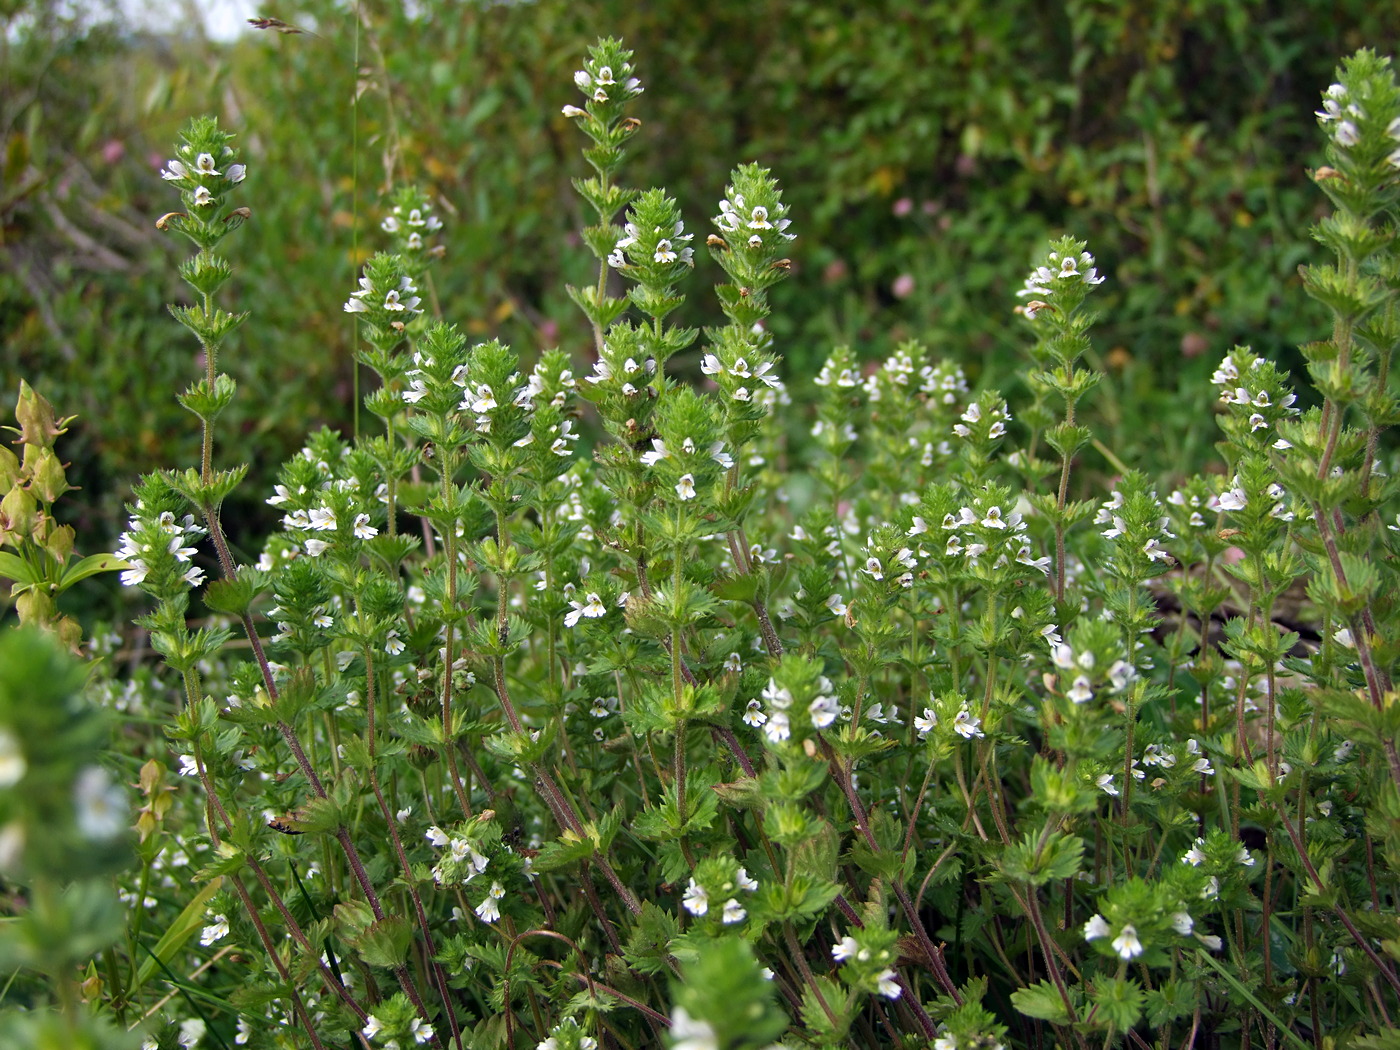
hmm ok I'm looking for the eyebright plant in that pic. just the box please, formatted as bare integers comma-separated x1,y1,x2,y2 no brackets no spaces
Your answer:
30,40,1400,1050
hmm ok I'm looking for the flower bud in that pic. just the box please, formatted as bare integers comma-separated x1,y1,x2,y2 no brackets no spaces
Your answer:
14,382,64,449
0,445,18,490
0,486,37,538
15,587,57,626
27,446,70,503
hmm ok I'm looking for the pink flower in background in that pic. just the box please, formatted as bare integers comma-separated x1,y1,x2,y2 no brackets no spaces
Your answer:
892,273,915,299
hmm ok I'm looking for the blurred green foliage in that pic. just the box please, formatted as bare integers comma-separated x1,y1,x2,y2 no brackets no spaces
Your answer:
4,0,1399,554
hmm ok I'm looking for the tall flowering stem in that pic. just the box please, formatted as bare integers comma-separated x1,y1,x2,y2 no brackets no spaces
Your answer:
562,38,644,353
1283,51,1400,791
1015,236,1106,604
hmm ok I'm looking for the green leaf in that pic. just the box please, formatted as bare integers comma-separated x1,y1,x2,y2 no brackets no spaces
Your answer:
134,877,224,991
1010,979,1073,1024
1088,976,1144,1030
0,551,35,585
56,552,124,589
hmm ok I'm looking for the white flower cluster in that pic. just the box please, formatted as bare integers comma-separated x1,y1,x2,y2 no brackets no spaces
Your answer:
951,399,1010,441
1215,475,1294,521
912,500,1050,575
919,360,969,404
160,150,247,192
362,1014,435,1047
680,867,758,922
700,352,783,403
584,352,656,395
713,193,795,247
1094,489,1174,563
742,676,840,743
381,204,443,251
1016,248,1107,306
608,219,694,270
1316,81,1400,163
830,936,901,998
1050,642,1136,706
116,509,207,589
343,274,422,315
913,701,982,740
571,63,642,106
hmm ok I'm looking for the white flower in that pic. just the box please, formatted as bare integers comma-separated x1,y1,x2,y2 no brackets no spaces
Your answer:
385,630,406,656
676,474,697,500
1083,914,1111,941
1068,676,1094,704
426,825,450,847
179,1018,206,1049
721,898,746,924
194,152,220,175
363,1015,386,1040
1171,911,1194,935
808,695,839,729
1219,487,1248,511
875,968,901,999
1236,846,1254,867
565,591,608,627
192,185,214,207
832,935,860,961
160,158,189,181
199,914,229,946
951,706,983,739
1096,773,1119,796
304,538,329,557
1183,839,1207,866
73,766,126,841
736,867,758,891
742,699,768,727
763,711,791,743
353,513,378,540
670,1007,718,1050
1112,924,1144,960
914,708,937,738
825,594,847,616
0,729,25,788
682,878,709,916
409,1019,434,1045
475,881,504,923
